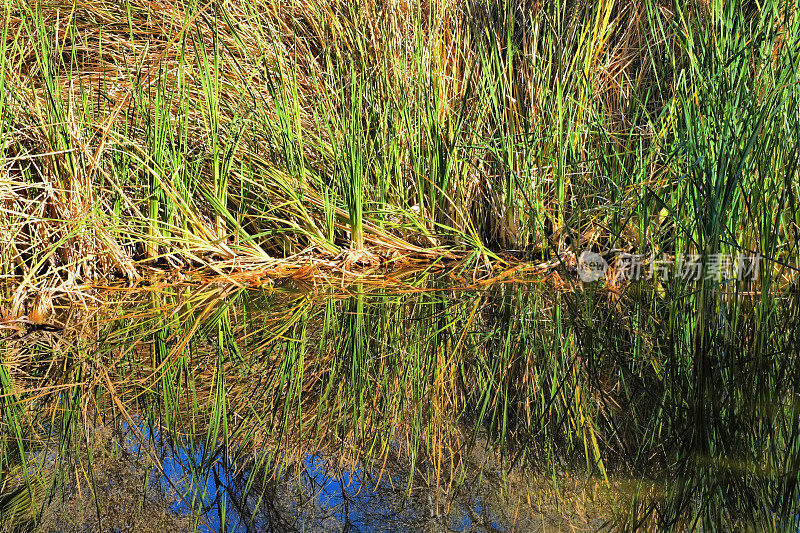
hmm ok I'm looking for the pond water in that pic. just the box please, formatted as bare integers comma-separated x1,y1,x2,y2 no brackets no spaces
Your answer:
1,272,799,531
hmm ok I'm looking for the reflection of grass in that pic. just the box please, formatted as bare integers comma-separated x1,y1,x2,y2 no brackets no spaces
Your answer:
3,420,612,531
2,1,799,309
2,272,799,530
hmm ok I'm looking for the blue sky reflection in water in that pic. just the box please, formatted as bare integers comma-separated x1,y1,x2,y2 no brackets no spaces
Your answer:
127,424,510,532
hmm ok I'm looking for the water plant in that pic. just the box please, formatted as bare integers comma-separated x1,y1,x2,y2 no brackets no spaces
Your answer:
2,1,800,531
0,0,797,292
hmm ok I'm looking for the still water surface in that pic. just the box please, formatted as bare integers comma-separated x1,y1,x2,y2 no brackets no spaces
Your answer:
2,273,798,531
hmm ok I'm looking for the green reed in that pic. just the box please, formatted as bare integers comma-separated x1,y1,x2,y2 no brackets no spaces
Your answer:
2,0,800,530
2,0,798,288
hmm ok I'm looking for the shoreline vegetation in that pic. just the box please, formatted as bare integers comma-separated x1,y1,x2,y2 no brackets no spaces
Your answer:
2,0,799,308
3,1,800,530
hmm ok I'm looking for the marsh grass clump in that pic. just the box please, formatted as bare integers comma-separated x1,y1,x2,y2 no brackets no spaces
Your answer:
2,0,800,530
1,0,798,302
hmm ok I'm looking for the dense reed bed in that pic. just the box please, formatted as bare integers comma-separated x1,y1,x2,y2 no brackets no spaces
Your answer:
1,268,799,530
2,0,800,530
1,0,799,305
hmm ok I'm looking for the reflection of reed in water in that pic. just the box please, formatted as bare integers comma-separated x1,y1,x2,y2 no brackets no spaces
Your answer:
2,276,800,531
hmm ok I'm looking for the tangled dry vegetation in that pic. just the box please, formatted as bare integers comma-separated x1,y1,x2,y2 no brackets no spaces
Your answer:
2,0,799,311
